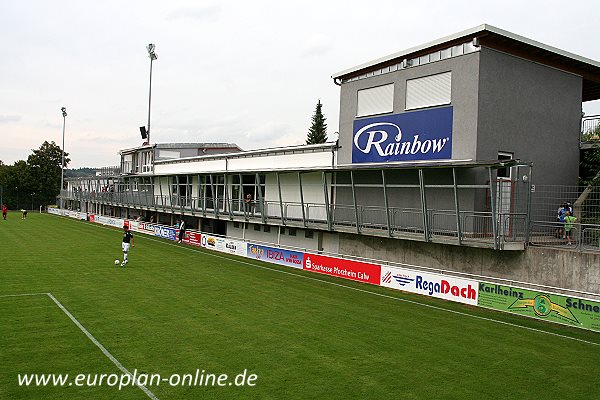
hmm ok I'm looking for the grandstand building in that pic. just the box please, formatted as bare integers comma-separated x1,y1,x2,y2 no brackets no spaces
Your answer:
63,25,600,280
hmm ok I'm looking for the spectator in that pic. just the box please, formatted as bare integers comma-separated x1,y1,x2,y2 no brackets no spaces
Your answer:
556,201,572,238
177,218,186,243
245,193,253,215
564,211,577,245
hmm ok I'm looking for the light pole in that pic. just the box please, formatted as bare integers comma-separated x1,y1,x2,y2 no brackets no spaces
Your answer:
60,107,67,209
146,43,158,144
31,192,35,211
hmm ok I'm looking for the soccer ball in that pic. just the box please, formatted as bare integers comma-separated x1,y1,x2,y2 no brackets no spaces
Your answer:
114,259,120,265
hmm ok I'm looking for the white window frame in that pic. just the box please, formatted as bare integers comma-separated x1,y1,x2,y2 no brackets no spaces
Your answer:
356,83,394,117
405,71,452,111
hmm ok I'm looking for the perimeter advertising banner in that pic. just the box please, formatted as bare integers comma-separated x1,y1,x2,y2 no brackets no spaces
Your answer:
380,266,478,306
478,282,600,332
247,244,304,269
137,222,156,235
352,106,453,164
183,231,202,247
303,254,381,285
201,234,247,257
154,225,177,241
94,215,126,228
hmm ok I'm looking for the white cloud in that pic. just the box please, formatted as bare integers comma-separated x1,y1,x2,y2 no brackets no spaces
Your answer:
0,0,599,167
0,115,21,123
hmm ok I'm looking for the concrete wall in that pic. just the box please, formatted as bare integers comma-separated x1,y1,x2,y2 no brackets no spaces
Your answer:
334,233,600,296
227,221,320,252
337,52,481,165
477,48,582,186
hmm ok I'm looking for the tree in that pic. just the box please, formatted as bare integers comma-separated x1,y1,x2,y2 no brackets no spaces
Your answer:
306,100,328,144
1,160,32,209
580,121,600,184
27,141,70,206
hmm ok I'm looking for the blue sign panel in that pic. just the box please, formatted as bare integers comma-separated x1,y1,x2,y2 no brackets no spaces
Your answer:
352,106,453,163
154,225,177,241
247,244,304,269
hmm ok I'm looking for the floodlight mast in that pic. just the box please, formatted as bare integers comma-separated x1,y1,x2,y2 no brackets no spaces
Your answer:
146,43,157,144
60,107,67,209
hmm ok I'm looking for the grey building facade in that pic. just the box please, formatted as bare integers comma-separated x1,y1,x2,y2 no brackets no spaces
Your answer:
61,25,600,293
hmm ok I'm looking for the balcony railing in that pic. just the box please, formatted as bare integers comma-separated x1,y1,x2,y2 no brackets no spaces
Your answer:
60,189,533,250
581,115,600,145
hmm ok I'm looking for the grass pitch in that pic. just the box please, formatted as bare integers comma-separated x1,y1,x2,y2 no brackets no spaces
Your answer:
1,213,599,399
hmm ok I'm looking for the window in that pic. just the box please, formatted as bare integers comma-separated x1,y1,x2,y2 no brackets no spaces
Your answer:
497,152,513,179
158,150,180,159
254,224,261,231
357,83,394,117
233,222,240,228
305,230,314,239
288,228,297,236
405,72,451,110
263,225,271,233
141,151,153,173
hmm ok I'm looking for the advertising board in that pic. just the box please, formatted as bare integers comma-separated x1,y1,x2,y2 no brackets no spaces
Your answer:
94,215,125,228
247,244,304,269
303,254,380,285
478,282,600,332
183,231,202,247
154,225,177,241
201,234,247,257
352,106,452,164
380,266,478,306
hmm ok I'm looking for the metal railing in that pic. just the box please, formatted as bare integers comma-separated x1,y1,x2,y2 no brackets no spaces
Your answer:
581,115,600,143
528,220,600,252
61,189,534,250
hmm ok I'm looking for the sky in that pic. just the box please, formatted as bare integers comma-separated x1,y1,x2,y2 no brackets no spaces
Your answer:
1,0,599,168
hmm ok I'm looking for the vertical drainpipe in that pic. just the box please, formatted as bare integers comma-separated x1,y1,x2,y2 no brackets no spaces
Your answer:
299,172,306,227
525,163,533,247
210,174,218,219
488,167,499,250
452,168,462,245
276,172,284,225
201,175,206,218
225,172,232,220
381,170,392,237
238,173,244,219
175,175,180,215
350,170,360,234
158,176,164,212
419,169,430,242
322,171,331,231
256,172,265,224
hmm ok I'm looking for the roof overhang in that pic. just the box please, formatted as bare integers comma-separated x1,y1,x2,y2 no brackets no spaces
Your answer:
332,24,600,102
150,158,528,176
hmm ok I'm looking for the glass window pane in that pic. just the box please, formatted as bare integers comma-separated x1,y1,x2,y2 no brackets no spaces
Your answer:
451,44,464,56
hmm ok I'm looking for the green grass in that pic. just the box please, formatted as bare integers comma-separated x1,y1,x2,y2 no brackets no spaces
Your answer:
1,213,599,399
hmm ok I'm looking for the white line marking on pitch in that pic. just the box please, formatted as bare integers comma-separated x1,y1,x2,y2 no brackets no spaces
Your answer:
0,292,50,298
64,217,600,347
1,290,160,398
46,293,159,400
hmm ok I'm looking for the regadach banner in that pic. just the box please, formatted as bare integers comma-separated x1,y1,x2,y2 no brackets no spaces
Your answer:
478,282,600,332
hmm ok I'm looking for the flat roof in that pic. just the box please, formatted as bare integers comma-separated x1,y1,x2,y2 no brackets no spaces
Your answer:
332,24,600,101
154,142,338,165
119,142,241,155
